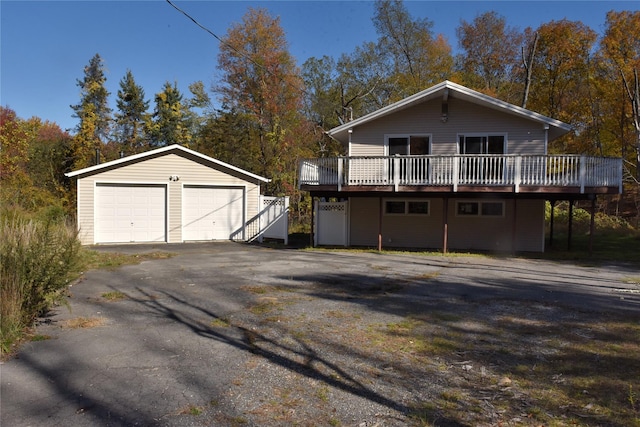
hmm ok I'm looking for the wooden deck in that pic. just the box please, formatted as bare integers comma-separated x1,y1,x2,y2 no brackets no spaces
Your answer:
299,155,623,197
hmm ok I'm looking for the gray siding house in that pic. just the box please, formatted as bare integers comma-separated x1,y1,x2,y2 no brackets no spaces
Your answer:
299,81,623,252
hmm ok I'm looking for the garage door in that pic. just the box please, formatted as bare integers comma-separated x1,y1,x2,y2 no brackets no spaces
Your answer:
95,184,166,243
183,186,244,241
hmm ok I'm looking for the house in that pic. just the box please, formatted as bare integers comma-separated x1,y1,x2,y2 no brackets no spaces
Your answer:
299,80,623,253
66,144,272,245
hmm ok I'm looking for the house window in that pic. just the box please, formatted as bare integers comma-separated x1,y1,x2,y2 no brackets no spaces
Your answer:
385,200,430,215
458,134,506,154
386,135,431,155
456,200,504,217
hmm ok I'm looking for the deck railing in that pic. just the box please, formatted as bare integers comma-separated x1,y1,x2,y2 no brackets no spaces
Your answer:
299,155,623,193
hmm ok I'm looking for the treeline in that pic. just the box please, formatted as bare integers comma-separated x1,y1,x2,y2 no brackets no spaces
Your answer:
1,1,639,223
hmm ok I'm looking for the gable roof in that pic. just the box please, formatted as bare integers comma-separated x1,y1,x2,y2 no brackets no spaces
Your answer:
65,144,270,183
327,80,572,142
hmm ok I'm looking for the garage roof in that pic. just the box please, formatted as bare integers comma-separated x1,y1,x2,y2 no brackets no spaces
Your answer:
65,144,270,183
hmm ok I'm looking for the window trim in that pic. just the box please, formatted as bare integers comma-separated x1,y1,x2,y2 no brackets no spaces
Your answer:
384,134,432,156
455,200,505,217
457,133,507,154
383,199,430,216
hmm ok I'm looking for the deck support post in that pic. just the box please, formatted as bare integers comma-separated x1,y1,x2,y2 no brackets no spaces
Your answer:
442,197,449,254
568,199,574,251
511,198,517,254
589,195,596,256
310,196,315,247
549,200,555,248
378,197,383,251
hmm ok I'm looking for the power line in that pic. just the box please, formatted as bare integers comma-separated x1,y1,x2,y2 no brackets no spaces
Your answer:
165,0,310,99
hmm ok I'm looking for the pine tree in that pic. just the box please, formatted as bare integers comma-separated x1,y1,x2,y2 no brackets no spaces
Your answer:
70,54,111,167
114,70,149,155
146,81,191,147
71,53,111,142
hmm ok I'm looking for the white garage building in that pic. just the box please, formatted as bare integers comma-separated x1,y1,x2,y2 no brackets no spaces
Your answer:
66,144,271,245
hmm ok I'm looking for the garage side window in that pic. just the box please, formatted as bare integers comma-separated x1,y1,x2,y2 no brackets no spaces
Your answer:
385,200,430,215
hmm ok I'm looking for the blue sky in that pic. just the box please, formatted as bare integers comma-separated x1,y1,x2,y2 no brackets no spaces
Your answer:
1,0,636,133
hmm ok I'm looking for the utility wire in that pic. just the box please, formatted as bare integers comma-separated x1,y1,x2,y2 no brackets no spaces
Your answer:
165,0,311,100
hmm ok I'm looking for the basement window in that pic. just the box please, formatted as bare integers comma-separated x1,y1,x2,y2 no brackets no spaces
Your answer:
385,200,430,215
456,201,504,217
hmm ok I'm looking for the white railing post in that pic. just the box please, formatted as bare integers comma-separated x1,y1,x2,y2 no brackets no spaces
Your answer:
453,156,459,192
393,157,400,191
337,157,343,192
514,155,521,193
579,154,586,193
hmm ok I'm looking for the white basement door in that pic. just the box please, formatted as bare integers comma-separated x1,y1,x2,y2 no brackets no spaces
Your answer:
95,184,167,243
183,186,245,241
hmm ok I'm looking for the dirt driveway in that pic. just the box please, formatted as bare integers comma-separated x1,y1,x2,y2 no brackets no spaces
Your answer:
2,243,639,426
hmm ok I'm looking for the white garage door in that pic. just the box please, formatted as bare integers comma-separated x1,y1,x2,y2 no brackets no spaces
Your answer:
183,186,245,241
95,184,166,243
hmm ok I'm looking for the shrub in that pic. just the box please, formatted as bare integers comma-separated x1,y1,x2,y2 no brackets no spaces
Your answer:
0,210,82,355
545,201,635,234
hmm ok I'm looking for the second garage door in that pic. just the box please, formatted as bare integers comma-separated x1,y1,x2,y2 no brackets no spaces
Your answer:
183,186,245,241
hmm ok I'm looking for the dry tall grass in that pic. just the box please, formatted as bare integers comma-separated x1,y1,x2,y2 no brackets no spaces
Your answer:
0,210,82,355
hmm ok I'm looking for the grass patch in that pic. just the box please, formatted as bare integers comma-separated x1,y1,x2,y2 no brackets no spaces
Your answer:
101,291,127,301
316,384,330,402
80,250,175,270
242,285,269,294
413,272,440,281
241,285,295,294
178,404,203,416
210,317,231,328
249,298,281,315
62,317,106,329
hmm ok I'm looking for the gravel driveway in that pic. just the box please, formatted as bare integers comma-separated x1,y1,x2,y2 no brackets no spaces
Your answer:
2,243,639,426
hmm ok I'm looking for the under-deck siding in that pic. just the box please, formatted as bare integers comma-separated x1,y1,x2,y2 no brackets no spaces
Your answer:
346,197,544,252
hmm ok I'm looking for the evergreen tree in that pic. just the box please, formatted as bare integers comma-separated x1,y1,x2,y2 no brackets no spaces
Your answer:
70,54,111,168
146,81,191,147
71,53,111,142
114,70,149,155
